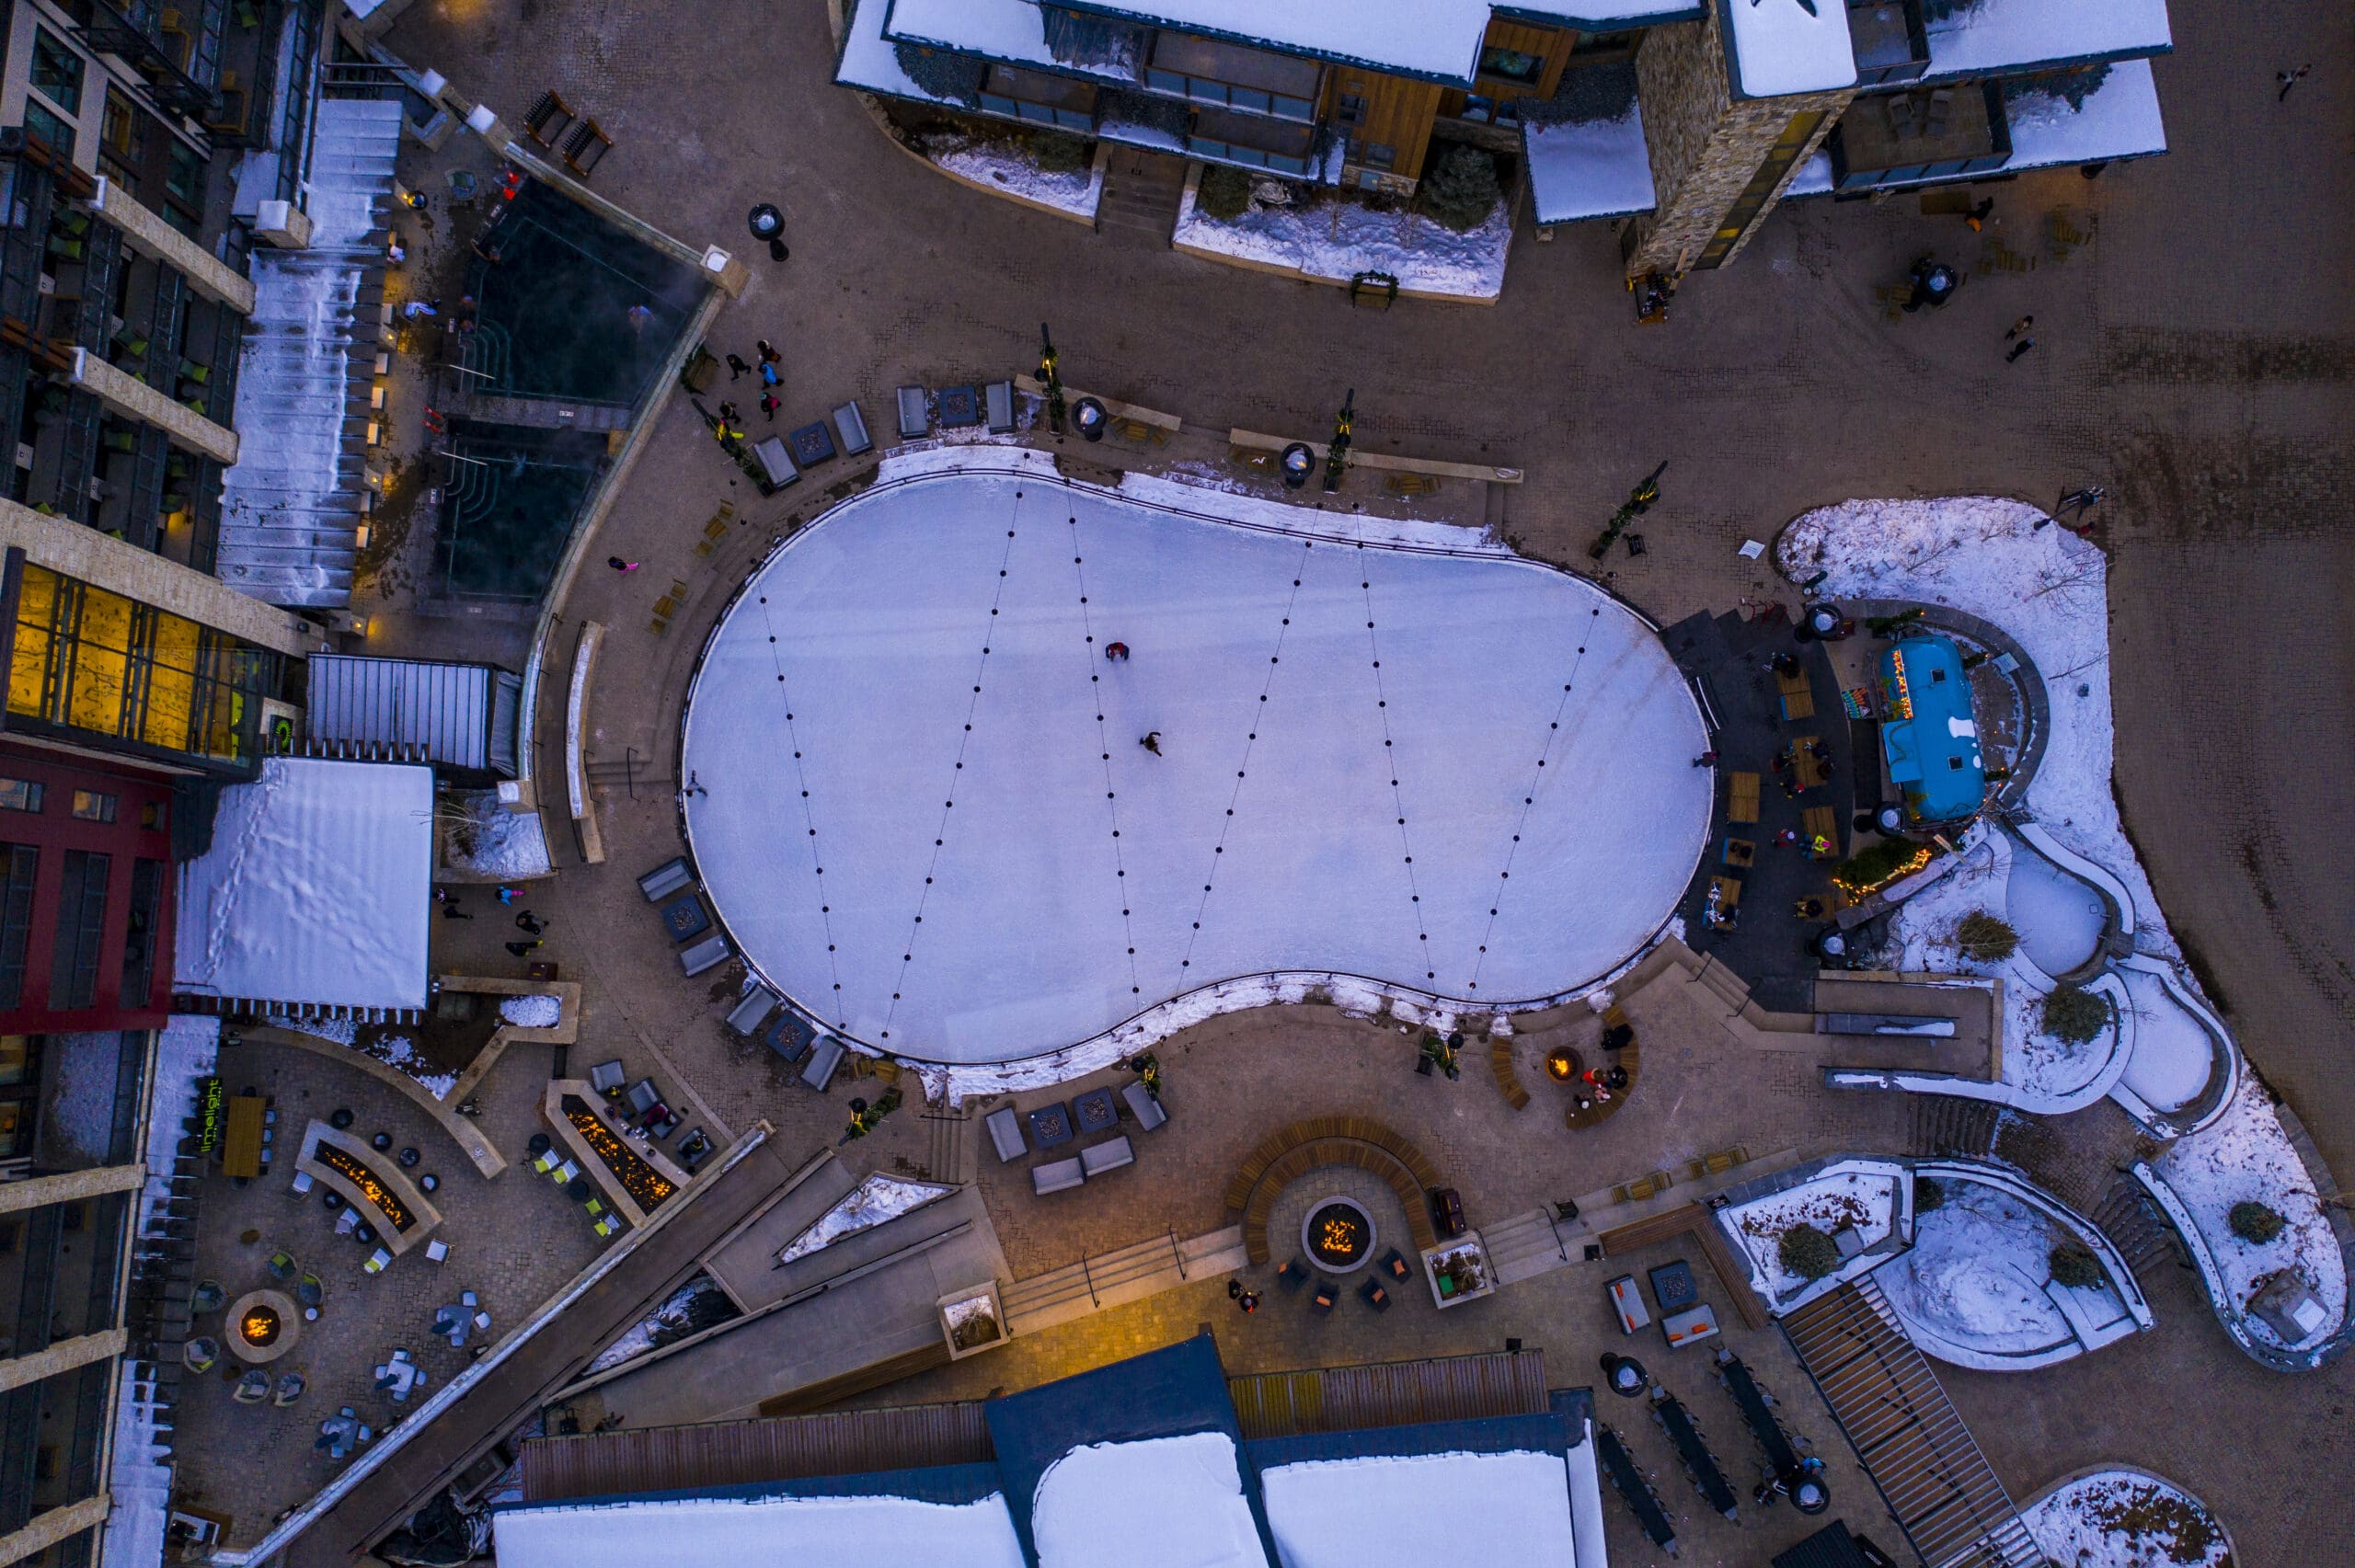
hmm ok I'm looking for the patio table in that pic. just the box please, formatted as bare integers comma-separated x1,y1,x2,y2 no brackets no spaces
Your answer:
1072,1087,1119,1136
658,890,712,943
1028,1103,1075,1150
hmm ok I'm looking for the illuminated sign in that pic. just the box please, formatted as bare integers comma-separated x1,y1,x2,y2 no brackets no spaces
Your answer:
197,1078,224,1154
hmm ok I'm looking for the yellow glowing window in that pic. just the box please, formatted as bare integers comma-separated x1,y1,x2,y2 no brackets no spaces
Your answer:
63,585,133,735
140,611,201,751
8,567,55,719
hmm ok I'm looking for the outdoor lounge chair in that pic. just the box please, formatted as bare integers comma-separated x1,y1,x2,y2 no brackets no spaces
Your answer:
833,401,872,456
523,89,575,148
1120,1082,1167,1131
1032,1157,1086,1196
638,857,694,902
1079,1136,1134,1177
725,986,778,1037
561,116,613,177
801,1036,844,1092
588,1059,626,1094
626,1078,660,1116
985,1106,1026,1163
1277,1259,1310,1290
895,385,927,439
678,933,732,977
1312,1279,1338,1312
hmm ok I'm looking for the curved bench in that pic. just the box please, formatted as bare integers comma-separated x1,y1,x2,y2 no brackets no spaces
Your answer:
246,1024,507,1178
1490,1040,1530,1110
1223,1116,1442,1213
1224,1117,1447,1265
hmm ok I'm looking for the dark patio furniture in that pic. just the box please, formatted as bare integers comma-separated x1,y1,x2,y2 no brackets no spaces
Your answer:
1311,1279,1338,1313
1430,1188,1466,1239
1380,1249,1411,1283
1120,1082,1167,1131
801,1035,845,1091
329,1108,354,1130
658,890,712,943
678,933,732,977
397,1147,420,1168
762,1009,814,1064
985,1106,1025,1163
725,986,779,1037
626,1078,660,1116
787,420,836,466
1360,1278,1392,1311
371,1132,393,1151
1028,1102,1075,1150
352,1222,376,1245
644,1104,680,1139
526,1132,553,1158
677,1128,711,1170
984,380,1016,434
1277,1259,1310,1290
637,856,694,902
938,384,980,429
1073,1087,1119,1136
567,1177,594,1204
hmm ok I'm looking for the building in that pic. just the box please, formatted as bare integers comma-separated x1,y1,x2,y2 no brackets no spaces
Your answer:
837,0,2172,280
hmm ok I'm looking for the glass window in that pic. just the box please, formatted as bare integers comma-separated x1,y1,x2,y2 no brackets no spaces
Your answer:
0,1034,29,1087
30,28,86,116
50,848,109,1011
21,98,75,161
1230,86,1270,114
1479,45,1545,84
1362,143,1396,170
1272,94,1315,121
120,858,160,1007
0,1104,29,1160
1337,94,1366,126
0,780,40,813
0,849,35,1011
70,790,115,823
166,141,204,206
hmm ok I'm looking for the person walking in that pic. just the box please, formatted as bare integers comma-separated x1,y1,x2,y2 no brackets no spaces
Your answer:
441,903,473,921
760,392,779,422
503,939,541,957
718,400,741,425
756,339,780,365
495,886,520,905
726,352,750,381
2278,63,2311,100
1691,750,1717,768
1140,731,1162,756
2005,334,2036,364
2006,315,2034,340
607,556,639,573
515,911,546,936
1103,641,1129,661
1963,197,1993,232
759,361,779,388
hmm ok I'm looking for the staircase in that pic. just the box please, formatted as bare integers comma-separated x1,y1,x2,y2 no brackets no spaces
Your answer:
216,97,403,609
1783,1277,2045,1568
1095,149,1187,247
922,1103,970,1186
1481,1208,1572,1285
1911,1096,1999,1158
2091,1173,2190,1288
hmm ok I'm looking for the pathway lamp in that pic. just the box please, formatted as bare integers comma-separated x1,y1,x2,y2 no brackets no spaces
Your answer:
747,203,783,241
1280,442,1315,489
1074,396,1108,442
1601,1353,1648,1398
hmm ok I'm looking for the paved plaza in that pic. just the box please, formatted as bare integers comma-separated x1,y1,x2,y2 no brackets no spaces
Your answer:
190,0,2355,1562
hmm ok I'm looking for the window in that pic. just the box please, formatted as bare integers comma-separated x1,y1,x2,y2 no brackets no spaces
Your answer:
1147,34,1320,121
1361,143,1396,170
0,851,36,1011
49,849,110,1012
120,858,160,1007
0,1034,31,1087
70,790,116,823
20,99,75,161
0,780,41,813
30,28,86,117
101,89,141,158
1478,46,1545,84
166,140,205,207
1337,93,1366,126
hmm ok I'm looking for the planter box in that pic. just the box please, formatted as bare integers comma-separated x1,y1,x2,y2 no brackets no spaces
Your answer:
941,1283,1008,1359
1423,1237,1497,1310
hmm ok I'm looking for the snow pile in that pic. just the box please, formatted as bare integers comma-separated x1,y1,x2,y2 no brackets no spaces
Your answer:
778,1174,955,1263
1727,1164,1899,1300
42,1033,123,1164
1724,0,1857,97
1525,108,1657,225
1176,180,1511,301
1879,1179,2067,1356
362,1033,456,1100
2001,61,2168,170
929,136,1104,221
1260,1448,1577,1568
2154,1080,2346,1351
500,993,565,1028
2114,968,2212,1112
444,788,554,879
2022,1471,2230,1568
1031,1432,1268,1568
1922,0,2170,77
1118,465,1511,556
586,1276,733,1376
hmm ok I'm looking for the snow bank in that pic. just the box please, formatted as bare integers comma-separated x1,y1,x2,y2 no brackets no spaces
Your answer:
444,788,554,879
2154,1080,2346,1351
1260,1449,1577,1568
930,137,1104,221
494,1489,1027,1568
1724,1162,1901,1304
585,1276,732,1376
1880,1179,2067,1356
1176,179,1511,301
500,994,564,1028
1032,1432,1267,1568
2022,1470,2230,1568
777,1174,954,1263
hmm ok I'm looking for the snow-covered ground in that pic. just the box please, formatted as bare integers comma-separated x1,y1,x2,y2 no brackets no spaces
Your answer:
778,1174,955,1263
500,994,564,1028
268,1014,456,1099
928,136,1103,221
444,788,553,880
2022,1470,2231,1568
1879,1178,2068,1357
585,1276,733,1376
1175,177,1512,300
2115,967,2212,1112
684,466,1709,1068
2154,1080,2346,1353
1723,1162,1902,1306
1032,1432,1267,1568
1259,1448,1579,1568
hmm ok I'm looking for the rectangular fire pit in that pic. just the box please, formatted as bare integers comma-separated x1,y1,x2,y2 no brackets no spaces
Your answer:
296,1122,443,1255
543,1080,691,1227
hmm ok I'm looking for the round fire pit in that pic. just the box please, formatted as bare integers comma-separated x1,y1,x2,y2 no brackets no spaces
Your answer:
226,1288,301,1365
1545,1046,1583,1084
1302,1197,1375,1274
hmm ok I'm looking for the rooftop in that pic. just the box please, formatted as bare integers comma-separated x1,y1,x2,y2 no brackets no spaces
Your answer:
1721,0,1859,99
1878,634,1984,823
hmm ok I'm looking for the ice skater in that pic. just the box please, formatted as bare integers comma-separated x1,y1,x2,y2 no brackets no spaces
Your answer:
1140,731,1162,756
515,911,547,935
1104,641,1129,661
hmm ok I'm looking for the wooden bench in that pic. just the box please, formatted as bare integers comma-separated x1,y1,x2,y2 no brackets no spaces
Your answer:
1237,1138,1439,1263
1565,1037,1638,1131
1223,1116,1442,1212
1727,772,1761,825
1384,473,1441,498
561,117,613,177
1776,666,1814,721
524,89,576,148
1489,1039,1529,1110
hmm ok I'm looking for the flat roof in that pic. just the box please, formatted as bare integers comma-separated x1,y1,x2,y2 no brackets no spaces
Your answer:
1924,0,2171,78
1720,0,1858,98
1879,635,1984,822
172,758,433,1012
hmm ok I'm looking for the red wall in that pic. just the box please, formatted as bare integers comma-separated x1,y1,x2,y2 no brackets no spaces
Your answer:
0,740,177,1033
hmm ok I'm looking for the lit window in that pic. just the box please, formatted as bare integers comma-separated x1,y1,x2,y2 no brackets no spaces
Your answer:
71,790,117,823
0,780,41,813
1478,45,1545,84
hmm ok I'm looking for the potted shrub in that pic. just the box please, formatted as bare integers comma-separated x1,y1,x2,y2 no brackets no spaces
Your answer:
1954,911,2019,962
1779,1224,1843,1282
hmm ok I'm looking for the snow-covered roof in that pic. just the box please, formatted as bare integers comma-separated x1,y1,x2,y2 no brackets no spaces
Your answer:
174,758,434,1013
1721,0,1858,98
1924,0,2171,79
1260,1449,1578,1568
1525,105,1658,223
1499,2,1704,27
886,0,1059,68
2002,58,2166,170
837,0,972,102
493,1488,1028,1568
1060,0,1494,81
1032,1433,1268,1568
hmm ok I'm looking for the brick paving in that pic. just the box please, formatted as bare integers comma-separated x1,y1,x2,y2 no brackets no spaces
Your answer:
262,3,2355,1562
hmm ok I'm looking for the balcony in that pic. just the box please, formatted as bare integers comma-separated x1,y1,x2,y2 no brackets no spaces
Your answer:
1184,106,1318,178
976,65,1098,134
1145,34,1322,124
1828,81,2009,191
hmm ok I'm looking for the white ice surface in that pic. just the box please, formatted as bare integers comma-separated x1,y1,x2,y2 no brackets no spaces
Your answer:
2004,59,2167,169
1525,109,1658,224
175,758,434,1011
1260,1449,1577,1568
493,1490,1027,1568
1032,1432,1268,1568
1175,179,1512,300
778,1173,956,1262
1879,1179,2068,1356
682,470,1709,1064
1725,0,1858,98
1924,0,2171,79
2022,1471,2230,1568
2114,967,2209,1112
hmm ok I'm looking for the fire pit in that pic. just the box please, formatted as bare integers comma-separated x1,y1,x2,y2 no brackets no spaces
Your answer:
1302,1197,1375,1274
1545,1046,1583,1083
226,1288,301,1364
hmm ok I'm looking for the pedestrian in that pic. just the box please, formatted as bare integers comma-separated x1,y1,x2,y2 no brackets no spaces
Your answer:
432,887,452,904
756,338,780,365
1794,897,1827,920
1238,1290,1260,1314
1140,731,1162,756
387,242,406,264
516,911,546,935
441,904,472,921
759,361,779,388
2006,315,2034,340
726,353,750,381
1690,750,1717,768
760,392,778,422
2278,63,2311,101
1775,829,1800,847
718,400,741,424
607,556,639,573
626,303,653,332
2005,336,2036,363
503,939,540,957
496,886,520,905
1963,197,1993,232
1103,641,1129,661
715,419,736,444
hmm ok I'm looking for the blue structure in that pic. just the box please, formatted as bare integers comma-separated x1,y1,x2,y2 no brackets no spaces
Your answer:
1877,635,1985,824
